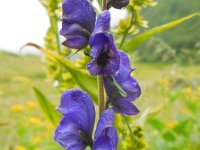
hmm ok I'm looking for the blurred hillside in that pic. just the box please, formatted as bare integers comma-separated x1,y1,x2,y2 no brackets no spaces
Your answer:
139,0,200,63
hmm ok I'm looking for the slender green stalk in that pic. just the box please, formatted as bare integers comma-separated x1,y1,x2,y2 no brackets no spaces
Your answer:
97,75,105,116
121,114,137,142
97,0,107,117
119,13,134,49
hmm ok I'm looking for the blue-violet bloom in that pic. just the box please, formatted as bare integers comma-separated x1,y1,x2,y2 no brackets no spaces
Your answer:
87,10,120,75
60,0,96,49
108,0,129,9
54,89,118,150
103,50,141,115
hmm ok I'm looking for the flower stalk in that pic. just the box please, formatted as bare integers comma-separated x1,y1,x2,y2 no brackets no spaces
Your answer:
97,0,108,117
97,75,105,116
102,0,107,10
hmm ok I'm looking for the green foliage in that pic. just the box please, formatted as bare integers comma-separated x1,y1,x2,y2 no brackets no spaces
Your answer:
122,13,200,52
142,0,200,50
144,78,200,150
33,87,61,126
137,0,200,64
116,0,157,48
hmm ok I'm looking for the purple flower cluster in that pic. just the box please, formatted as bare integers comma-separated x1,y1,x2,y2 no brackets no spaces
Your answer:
55,0,140,149
55,89,117,149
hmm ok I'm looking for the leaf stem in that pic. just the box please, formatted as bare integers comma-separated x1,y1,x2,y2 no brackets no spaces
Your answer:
97,75,105,116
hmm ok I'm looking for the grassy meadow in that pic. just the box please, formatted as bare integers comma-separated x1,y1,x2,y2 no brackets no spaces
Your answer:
0,51,200,150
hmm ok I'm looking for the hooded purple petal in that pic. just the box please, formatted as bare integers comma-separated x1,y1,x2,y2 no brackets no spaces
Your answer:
57,89,95,136
112,100,140,115
114,50,134,81
87,11,120,75
93,109,118,150
54,117,87,150
60,0,96,49
108,0,129,9
103,51,141,115
54,89,95,149
90,10,110,43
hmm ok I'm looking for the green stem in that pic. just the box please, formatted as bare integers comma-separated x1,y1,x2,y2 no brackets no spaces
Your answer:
119,13,134,49
96,0,107,117
119,28,129,48
121,114,138,143
97,75,105,117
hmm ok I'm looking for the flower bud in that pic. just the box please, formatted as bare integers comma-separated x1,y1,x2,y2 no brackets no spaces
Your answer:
108,0,129,9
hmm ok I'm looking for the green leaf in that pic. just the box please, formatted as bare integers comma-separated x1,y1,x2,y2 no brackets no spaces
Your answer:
147,118,165,131
122,13,200,52
121,114,137,142
33,86,61,126
25,43,98,104
162,131,176,141
137,105,163,126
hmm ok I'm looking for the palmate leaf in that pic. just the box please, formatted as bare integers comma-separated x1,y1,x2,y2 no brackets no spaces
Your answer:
33,87,61,126
25,43,98,104
122,13,200,52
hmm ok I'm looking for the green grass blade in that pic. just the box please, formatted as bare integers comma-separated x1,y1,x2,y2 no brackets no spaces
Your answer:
33,86,61,126
121,114,137,142
122,13,200,52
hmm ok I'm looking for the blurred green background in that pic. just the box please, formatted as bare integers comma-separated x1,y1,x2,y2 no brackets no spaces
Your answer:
0,0,200,150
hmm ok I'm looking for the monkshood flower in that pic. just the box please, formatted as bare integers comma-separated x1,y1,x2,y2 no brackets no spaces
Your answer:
60,0,96,49
108,0,129,9
54,89,118,150
103,50,141,115
87,10,120,75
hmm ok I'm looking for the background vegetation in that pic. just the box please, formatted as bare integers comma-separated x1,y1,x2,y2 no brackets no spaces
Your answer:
139,0,200,63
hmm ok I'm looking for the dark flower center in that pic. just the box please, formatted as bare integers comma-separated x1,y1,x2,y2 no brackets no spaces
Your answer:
97,45,111,67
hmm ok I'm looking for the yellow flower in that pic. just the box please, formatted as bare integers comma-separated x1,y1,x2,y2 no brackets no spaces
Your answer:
46,123,53,130
32,136,41,143
34,148,39,150
42,132,51,138
15,145,26,150
197,86,200,92
26,101,37,109
180,108,190,115
11,104,24,113
122,140,130,149
29,117,41,125
166,120,177,129
183,87,192,94
159,78,170,87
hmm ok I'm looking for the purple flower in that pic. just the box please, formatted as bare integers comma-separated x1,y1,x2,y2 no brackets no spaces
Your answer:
93,109,118,150
103,50,141,115
108,0,129,9
60,0,96,49
87,10,120,75
54,89,118,150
